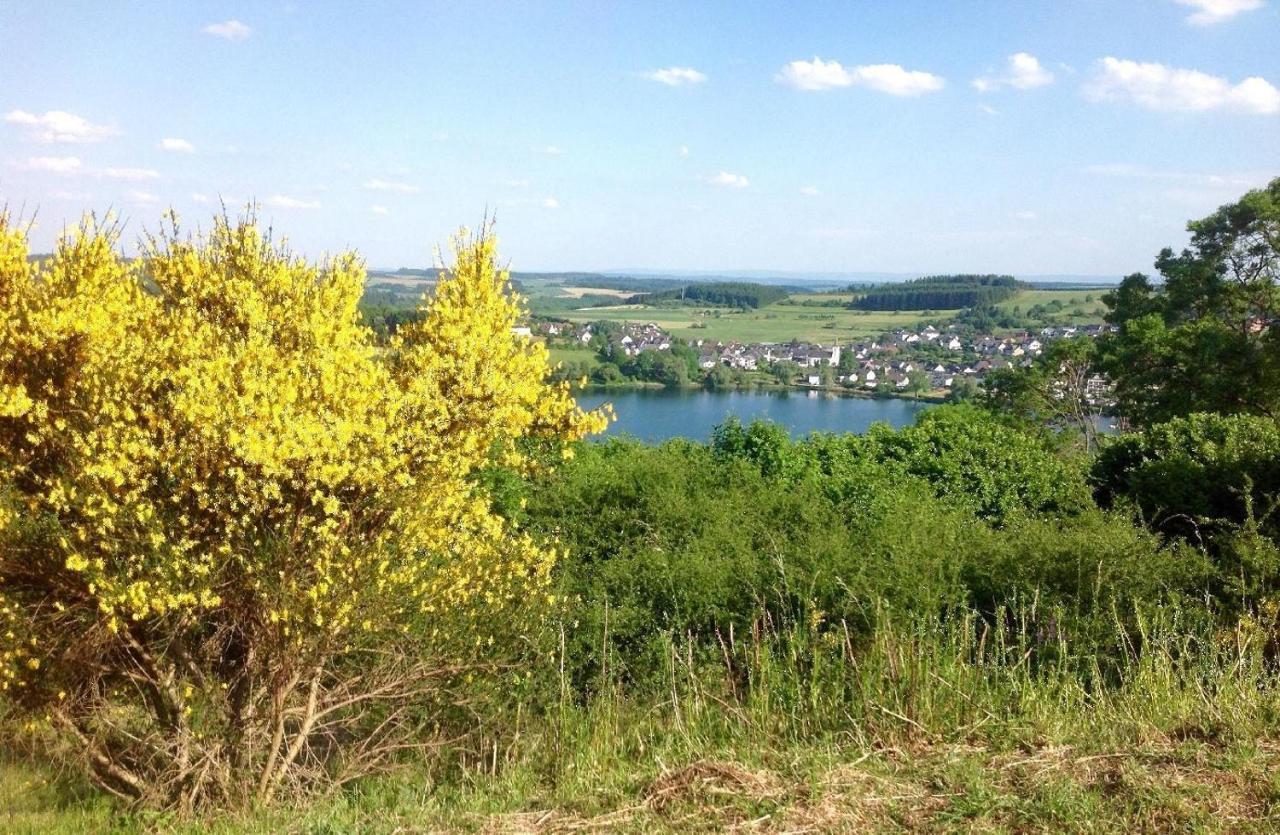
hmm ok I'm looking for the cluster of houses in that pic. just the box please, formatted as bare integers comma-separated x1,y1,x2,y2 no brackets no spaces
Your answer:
535,318,1116,397
537,321,672,356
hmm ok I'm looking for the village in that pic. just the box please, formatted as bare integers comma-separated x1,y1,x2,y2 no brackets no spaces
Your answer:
535,318,1116,400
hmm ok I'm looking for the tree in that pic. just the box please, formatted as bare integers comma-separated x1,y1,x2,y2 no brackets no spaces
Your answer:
769,360,800,386
0,212,607,808
1098,177,1280,425
946,375,980,403
906,370,930,400
985,338,1102,452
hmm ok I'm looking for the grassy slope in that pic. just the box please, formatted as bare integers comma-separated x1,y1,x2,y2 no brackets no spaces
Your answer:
7,615,1279,833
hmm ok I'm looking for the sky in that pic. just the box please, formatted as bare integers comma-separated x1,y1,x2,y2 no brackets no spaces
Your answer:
1,1,1278,277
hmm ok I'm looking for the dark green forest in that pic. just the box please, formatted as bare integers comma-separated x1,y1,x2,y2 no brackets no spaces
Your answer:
851,274,1022,311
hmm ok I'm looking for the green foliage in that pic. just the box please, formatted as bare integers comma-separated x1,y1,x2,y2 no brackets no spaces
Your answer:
853,275,1021,311
1093,412,1280,608
515,410,1193,689
634,281,790,308
1098,177,1280,425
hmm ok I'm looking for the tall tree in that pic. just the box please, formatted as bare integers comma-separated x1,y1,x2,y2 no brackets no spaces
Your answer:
985,338,1101,451
1098,177,1280,425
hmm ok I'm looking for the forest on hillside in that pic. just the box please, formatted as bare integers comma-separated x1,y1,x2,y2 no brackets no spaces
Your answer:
851,274,1022,310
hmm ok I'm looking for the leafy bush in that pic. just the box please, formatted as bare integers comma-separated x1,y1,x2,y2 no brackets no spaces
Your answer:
1093,412,1280,609
0,213,606,808
521,429,1189,689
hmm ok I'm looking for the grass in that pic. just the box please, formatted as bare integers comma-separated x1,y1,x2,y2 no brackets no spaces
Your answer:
531,288,1110,345
6,607,1280,832
550,303,954,343
996,289,1108,326
547,345,603,370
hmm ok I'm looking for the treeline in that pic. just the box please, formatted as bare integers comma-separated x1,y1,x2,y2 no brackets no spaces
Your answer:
851,274,1021,311
631,281,790,308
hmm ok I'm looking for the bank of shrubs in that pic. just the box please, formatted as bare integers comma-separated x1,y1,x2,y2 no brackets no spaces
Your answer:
506,407,1272,691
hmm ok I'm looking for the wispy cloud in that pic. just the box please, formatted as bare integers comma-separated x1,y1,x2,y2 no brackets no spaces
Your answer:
536,145,564,156
678,145,690,157
1085,57,1279,114
705,171,749,188
799,185,820,196
363,178,421,194
5,109,118,143
1173,0,1264,26
203,20,251,41
266,195,321,209
158,137,195,153
191,193,211,204
641,66,707,86
1013,210,1037,220
542,197,560,209
370,205,389,215
978,103,1000,116
972,52,1054,92
505,179,530,187
128,190,159,204
778,57,944,96
100,167,159,180
16,156,83,174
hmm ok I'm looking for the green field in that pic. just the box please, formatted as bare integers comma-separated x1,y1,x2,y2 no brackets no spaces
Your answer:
996,289,1109,325
547,344,603,369
551,303,953,343
525,284,1110,344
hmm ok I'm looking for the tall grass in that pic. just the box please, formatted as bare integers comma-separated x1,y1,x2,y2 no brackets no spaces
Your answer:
6,600,1280,831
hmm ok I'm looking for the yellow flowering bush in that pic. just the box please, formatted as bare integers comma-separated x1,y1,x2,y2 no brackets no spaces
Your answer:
0,210,607,807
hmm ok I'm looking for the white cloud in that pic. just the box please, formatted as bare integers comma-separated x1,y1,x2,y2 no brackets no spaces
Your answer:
542,197,560,209
799,185,820,196
678,145,690,157
363,178,421,194
203,20,251,41
51,189,91,201
266,195,320,209
191,193,211,204
128,190,159,204
158,137,195,153
1085,57,1280,114
505,179,530,187
706,171,749,188
777,57,944,96
1013,210,1037,220
5,109,118,143
370,205,389,215
978,103,1000,116
1174,0,1265,25
642,66,707,86
536,145,564,156
17,156,82,174
972,52,1054,92
100,167,159,180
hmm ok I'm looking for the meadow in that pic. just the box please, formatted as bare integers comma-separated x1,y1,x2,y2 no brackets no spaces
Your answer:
530,284,1109,345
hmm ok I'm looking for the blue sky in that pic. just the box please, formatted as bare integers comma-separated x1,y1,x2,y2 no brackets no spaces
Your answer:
2,1,1278,276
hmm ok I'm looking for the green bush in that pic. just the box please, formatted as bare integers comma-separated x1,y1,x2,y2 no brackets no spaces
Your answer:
1093,412,1280,609
522,427,1193,689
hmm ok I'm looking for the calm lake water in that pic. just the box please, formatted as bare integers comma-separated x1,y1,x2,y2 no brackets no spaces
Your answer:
574,388,932,443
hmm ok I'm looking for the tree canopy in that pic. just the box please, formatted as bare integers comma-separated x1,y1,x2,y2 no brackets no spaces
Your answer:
1098,177,1280,425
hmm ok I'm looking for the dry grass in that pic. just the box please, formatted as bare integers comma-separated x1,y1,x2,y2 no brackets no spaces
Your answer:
451,743,1280,834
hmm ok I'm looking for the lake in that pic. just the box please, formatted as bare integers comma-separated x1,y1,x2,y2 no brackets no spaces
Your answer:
574,388,932,443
